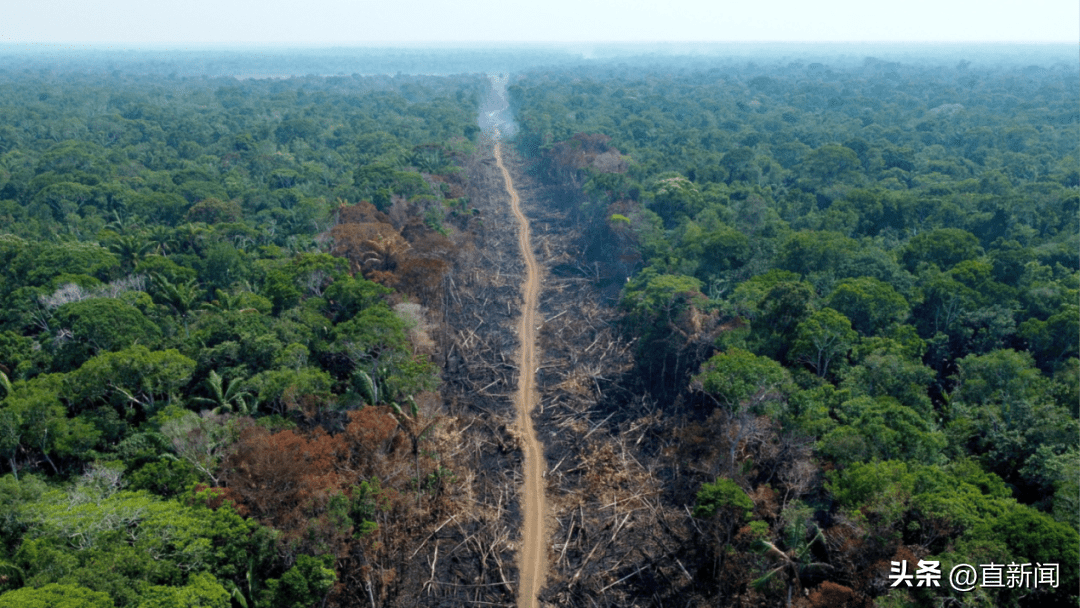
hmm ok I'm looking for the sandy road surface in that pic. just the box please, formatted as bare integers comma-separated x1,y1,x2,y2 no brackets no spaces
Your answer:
493,141,548,608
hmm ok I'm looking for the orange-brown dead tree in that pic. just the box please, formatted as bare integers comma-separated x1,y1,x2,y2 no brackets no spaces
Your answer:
219,405,451,575
222,426,345,536
337,200,392,226
330,201,459,307
330,222,410,284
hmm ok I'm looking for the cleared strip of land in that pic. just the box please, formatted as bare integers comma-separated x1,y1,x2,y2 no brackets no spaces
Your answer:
494,140,548,608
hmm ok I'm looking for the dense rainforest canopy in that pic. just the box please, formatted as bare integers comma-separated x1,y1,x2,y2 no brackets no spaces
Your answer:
0,48,1076,608
509,55,1079,607
0,66,485,607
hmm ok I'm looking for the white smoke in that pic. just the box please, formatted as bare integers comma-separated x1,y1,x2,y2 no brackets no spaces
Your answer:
479,72,517,139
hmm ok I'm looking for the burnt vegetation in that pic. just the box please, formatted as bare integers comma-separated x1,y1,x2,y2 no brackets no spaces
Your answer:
0,48,1076,608
508,54,1078,608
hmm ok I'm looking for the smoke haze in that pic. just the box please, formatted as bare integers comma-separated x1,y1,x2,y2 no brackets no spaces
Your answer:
480,73,517,139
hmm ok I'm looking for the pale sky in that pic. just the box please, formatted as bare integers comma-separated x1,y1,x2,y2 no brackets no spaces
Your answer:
2,0,1077,44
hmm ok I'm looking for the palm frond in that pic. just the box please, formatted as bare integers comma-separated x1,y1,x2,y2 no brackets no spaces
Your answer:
0,371,11,400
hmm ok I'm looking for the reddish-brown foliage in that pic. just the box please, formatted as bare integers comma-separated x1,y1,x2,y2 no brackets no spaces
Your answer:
408,229,455,259
222,426,345,533
749,484,781,521
395,256,449,305
330,200,458,306
545,133,627,189
386,198,422,232
341,406,411,482
427,173,467,199
807,581,859,608
337,200,392,226
189,483,249,516
398,217,429,243
330,222,409,279
219,404,453,569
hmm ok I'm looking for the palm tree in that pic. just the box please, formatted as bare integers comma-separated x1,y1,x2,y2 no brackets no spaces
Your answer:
150,274,203,336
192,370,253,415
202,289,245,313
104,209,141,234
752,504,832,608
108,234,152,271
410,146,445,173
389,396,440,507
144,225,177,255
174,223,209,254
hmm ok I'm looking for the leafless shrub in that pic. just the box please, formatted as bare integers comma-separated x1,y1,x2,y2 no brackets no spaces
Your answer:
40,274,147,309
394,302,437,355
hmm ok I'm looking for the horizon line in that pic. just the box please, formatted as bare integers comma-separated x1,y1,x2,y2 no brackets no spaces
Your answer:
2,40,1076,48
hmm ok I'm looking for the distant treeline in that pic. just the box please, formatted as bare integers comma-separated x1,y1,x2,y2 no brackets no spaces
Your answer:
1,43,1074,78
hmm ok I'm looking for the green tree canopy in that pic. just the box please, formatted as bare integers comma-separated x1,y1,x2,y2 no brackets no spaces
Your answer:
0,583,113,608
790,308,858,377
819,396,945,465
902,228,982,272
694,348,790,410
54,298,161,369
825,277,910,336
66,346,195,416
135,573,230,608
693,477,753,520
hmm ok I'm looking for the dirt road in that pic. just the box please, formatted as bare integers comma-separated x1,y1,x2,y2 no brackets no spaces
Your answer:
494,140,548,608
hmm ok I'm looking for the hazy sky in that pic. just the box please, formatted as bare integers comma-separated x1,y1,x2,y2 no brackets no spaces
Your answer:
3,0,1077,45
